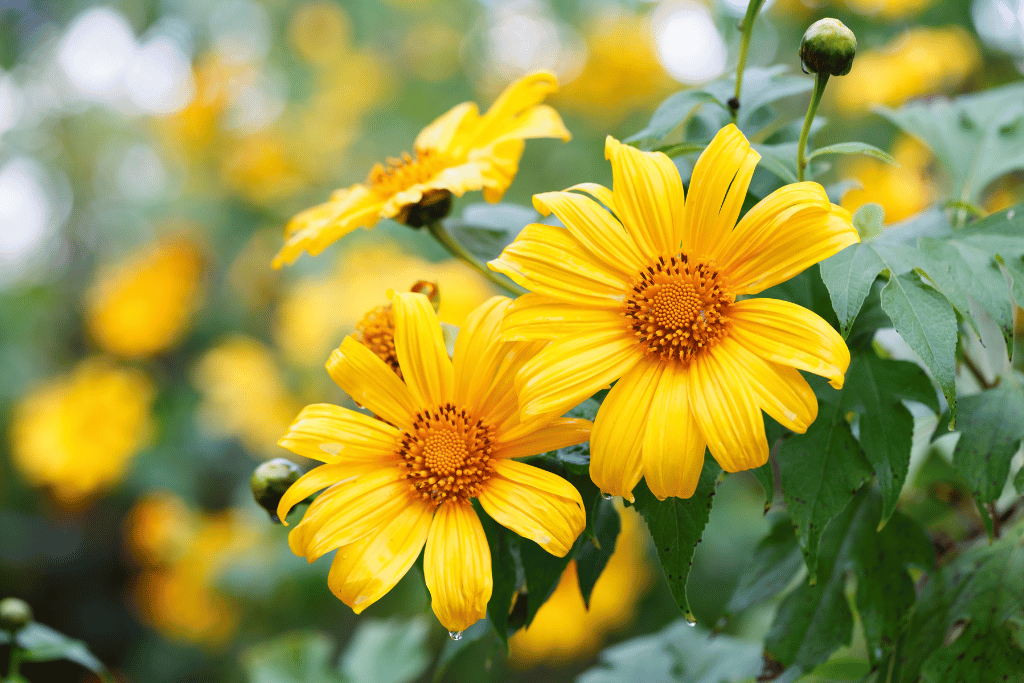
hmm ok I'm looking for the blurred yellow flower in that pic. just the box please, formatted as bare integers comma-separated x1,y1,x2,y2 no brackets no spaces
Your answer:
289,1,352,65
276,293,590,632
510,507,652,666
274,71,571,267
220,132,308,204
193,336,302,459
274,238,496,368
129,494,258,647
833,27,980,113
11,359,154,505
841,136,935,223
85,239,204,359
558,16,674,123
844,0,934,17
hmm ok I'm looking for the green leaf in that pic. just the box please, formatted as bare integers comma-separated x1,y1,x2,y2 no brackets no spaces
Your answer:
575,497,621,608
654,141,707,157
578,620,761,683
752,142,800,184
14,623,111,681
725,514,803,616
943,383,1024,506
880,271,958,426
432,620,493,683
626,90,725,144
243,632,346,683
518,536,574,627
807,142,897,165
339,618,430,683
751,463,775,511
480,512,520,646
765,489,932,681
894,521,1024,682
877,81,1024,204
819,243,885,337
632,458,720,618
1016,464,1024,495
852,202,885,239
443,202,538,262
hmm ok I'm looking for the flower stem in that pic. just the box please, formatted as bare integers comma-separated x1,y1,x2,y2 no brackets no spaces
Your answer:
7,643,22,680
796,71,829,182
426,222,527,296
730,0,766,123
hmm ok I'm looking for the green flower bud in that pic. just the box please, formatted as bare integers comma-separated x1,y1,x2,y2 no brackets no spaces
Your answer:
800,18,857,77
251,458,303,523
0,597,33,633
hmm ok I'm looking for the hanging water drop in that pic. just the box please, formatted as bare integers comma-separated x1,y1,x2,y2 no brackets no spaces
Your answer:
684,611,697,627
602,493,613,501
448,630,463,641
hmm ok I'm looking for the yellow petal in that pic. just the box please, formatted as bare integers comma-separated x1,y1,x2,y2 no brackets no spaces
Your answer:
452,296,512,415
483,104,571,148
729,298,850,389
327,338,418,431
415,101,481,152
688,346,768,473
683,124,760,258
516,328,640,419
277,461,379,526
496,417,592,459
278,403,402,464
489,224,631,305
478,339,547,431
464,71,569,151
716,337,817,433
502,293,623,341
720,186,859,294
532,190,645,277
424,502,492,632
590,359,664,501
605,136,685,258
642,362,706,500
327,499,433,614
567,182,616,209
273,186,384,268
478,459,585,557
390,291,454,407
478,139,525,203
289,469,414,562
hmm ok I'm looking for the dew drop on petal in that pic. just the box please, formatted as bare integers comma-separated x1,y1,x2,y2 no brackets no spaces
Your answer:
684,611,697,626
602,493,613,501
449,631,463,641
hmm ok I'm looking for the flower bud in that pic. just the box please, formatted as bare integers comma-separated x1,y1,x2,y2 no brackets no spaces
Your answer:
800,18,857,77
251,458,302,523
0,597,33,633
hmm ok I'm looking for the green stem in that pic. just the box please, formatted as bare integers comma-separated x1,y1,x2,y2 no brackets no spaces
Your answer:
731,0,766,123
426,222,527,297
796,71,829,182
7,642,22,680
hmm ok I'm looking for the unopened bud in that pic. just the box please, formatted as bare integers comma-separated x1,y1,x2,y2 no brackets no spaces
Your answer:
251,458,302,523
800,18,857,77
0,597,32,633
410,280,441,312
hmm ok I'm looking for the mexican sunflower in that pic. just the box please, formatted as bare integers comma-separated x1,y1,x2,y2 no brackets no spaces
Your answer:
275,292,589,632
272,72,571,268
489,124,859,501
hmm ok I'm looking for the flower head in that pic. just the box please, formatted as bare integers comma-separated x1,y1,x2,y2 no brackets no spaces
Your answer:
489,125,859,501
273,72,571,267
276,292,590,631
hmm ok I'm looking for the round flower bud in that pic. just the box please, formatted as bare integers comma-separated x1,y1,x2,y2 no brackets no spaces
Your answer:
0,597,33,633
251,458,302,523
800,18,857,77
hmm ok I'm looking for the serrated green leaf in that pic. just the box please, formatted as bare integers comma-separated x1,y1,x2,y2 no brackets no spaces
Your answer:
340,618,430,683
808,142,897,165
578,620,761,683
632,459,719,618
575,498,620,608
243,632,346,683
765,489,932,681
819,244,885,337
877,82,1024,204
880,271,958,426
14,623,111,680
725,514,803,616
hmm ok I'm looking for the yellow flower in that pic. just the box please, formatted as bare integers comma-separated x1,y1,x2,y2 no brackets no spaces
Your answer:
276,293,590,632
11,358,154,505
85,239,204,359
841,136,935,224
509,506,651,666
489,125,859,501
273,72,572,267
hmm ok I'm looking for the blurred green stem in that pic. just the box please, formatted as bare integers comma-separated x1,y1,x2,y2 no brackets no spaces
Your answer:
797,72,829,181
7,643,22,680
731,0,767,124
425,222,527,296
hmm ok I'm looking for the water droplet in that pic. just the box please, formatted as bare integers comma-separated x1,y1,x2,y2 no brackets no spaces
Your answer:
602,493,613,501
684,611,697,627
1009,209,1016,220
448,631,463,641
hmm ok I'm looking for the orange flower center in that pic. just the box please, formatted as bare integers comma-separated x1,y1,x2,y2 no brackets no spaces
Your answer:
398,403,496,506
354,305,400,377
367,149,449,198
623,254,733,363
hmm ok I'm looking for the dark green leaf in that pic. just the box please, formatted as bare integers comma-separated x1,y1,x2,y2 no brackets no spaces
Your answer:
725,514,803,616
880,271,958,426
15,623,111,680
752,463,775,511
519,537,574,627
242,632,346,683
480,512,520,646
807,142,897,165
819,243,885,337
578,620,761,683
575,497,621,608
1015,464,1024,495
432,620,493,683
340,619,430,683
632,458,720,618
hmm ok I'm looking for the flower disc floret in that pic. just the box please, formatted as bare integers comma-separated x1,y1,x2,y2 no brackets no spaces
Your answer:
401,404,496,504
